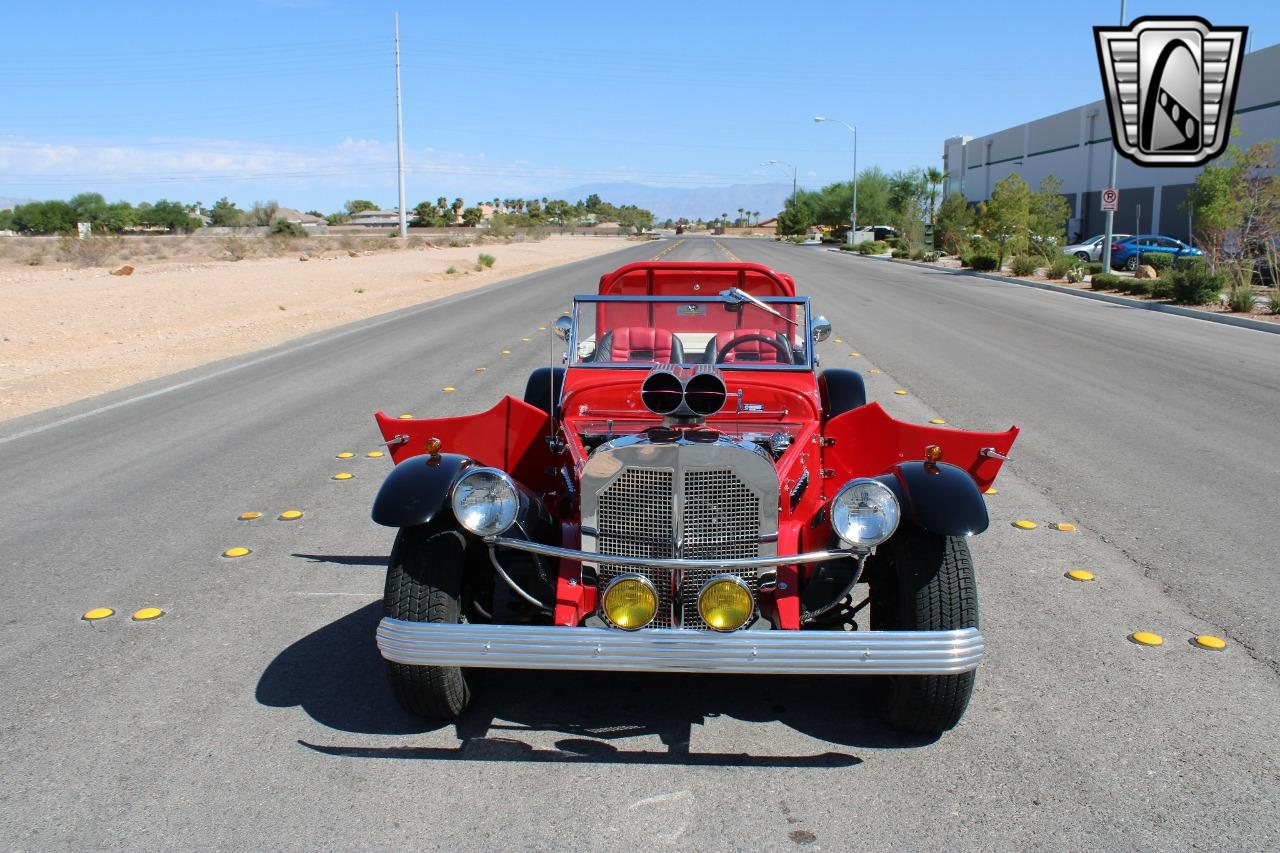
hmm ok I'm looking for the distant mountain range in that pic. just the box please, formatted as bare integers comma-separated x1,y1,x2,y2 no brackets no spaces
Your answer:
548,182,792,222
0,196,33,210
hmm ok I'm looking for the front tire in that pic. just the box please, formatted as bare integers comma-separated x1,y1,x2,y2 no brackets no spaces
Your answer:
869,528,978,735
383,526,472,718
1074,251,1090,262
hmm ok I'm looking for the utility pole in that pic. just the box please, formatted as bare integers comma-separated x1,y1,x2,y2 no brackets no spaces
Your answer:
814,118,858,244
1100,0,1126,271
394,13,407,239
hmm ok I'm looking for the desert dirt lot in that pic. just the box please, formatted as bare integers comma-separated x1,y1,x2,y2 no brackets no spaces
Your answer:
0,233,635,421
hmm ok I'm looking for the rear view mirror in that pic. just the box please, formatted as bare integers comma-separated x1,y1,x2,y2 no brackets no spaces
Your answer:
811,315,832,343
553,315,572,341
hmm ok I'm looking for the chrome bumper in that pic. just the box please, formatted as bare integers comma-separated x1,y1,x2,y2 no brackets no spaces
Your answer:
484,535,859,570
376,620,985,675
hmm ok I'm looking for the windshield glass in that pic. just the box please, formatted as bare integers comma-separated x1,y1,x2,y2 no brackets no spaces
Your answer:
570,295,810,369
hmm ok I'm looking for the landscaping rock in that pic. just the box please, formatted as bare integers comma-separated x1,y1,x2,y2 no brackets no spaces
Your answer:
109,265,134,276
1135,264,1157,280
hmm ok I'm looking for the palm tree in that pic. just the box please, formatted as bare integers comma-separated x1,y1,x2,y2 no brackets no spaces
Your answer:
752,210,760,226
737,207,744,227
924,167,947,231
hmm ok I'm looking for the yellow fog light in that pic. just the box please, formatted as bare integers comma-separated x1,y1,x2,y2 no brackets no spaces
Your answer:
601,575,658,630
697,575,754,632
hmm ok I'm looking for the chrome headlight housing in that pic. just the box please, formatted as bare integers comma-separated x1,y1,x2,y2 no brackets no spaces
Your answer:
830,478,900,549
450,467,519,536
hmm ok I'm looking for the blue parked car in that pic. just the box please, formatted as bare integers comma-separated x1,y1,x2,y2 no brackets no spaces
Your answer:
1110,235,1202,271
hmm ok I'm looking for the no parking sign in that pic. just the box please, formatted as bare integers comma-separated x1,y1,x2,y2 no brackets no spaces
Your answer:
1101,188,1119,212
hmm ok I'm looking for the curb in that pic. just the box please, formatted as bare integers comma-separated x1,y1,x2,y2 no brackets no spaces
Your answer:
829,249,1280,337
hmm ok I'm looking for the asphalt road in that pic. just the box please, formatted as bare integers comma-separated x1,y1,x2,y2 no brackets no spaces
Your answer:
1,235,1277,851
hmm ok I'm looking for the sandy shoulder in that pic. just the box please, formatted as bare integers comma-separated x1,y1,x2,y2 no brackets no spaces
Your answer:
0,235,634,422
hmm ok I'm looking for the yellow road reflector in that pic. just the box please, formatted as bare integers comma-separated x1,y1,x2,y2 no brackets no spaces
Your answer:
894,389,908,395
1065,569,1095,582
278,510,303,521
984,487,998,495
930,419,946,425
521,337,531,342
834,338,843,343
1012,519,1037,530
869,368,881,374
333,472,353,480
238,511,262,520
1129,631,1164,647
1054,523,1078,532
132,607,164,621
398,413,414,419
850,351,860,356
442,386,456,393
1194,635,1226,651
366,450,384,458
475,367,486,372
222,546,251,558
82,607,114,621
500,350,511,355
538,326,547,331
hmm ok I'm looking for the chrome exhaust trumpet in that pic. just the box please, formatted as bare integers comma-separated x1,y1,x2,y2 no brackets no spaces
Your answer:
640,364,727,423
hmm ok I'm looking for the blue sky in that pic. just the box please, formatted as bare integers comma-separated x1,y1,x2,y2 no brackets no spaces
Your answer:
2,0,1276,214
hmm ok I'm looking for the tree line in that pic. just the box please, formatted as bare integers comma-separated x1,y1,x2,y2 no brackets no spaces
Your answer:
0,193,204,234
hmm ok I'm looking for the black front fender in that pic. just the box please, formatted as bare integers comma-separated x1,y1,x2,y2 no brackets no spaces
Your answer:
371,453,472,528
874,461,989,538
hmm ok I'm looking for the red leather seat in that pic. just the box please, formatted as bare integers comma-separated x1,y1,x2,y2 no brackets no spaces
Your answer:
707,328,793,364
594,327,685,362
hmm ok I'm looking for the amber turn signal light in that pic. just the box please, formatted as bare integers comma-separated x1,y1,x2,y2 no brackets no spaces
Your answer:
424,436,442,456
924,444,944,464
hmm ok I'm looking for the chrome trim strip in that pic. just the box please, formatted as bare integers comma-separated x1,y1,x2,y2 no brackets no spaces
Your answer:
485,535,857,569
376,621,985,675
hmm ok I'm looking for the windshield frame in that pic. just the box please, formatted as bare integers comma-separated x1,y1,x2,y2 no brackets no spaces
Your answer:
568,294,815,371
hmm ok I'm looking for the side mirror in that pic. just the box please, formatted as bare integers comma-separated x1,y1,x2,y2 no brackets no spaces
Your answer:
553,315,573,341
811,315,832,343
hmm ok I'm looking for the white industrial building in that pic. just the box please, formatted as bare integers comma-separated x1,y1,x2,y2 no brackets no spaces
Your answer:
942,42,1280,242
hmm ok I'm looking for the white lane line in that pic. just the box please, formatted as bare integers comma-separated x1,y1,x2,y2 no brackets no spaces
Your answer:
0,242,646,446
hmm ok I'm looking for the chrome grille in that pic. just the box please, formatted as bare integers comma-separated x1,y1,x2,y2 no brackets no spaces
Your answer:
597,467,675,628
595,465,762,630
681,469,760,628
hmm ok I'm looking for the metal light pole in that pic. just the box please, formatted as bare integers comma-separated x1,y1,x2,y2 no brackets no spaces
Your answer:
1100,0,1126,270
815,117,857,244
394,13,408,239
763,160,797,208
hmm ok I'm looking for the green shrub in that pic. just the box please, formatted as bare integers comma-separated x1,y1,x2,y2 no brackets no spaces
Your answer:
1144,253,1174,273
1269,289,1280,315
477,252,496,268
837,244,858,252
1066,266,1085,283
1046,256,1077,280
921,251,940,262
1091,273,1121,290
910,248,925,261
1149,277,1174,300
886,236,906,250
1087,262,1104,276
1126,278,1153,296
1227,286,1255,313
271,220,307,237
1009,255,1038,276
892,248,912,259
858,240,887,255
1168,258,1225,305
970,254,999,272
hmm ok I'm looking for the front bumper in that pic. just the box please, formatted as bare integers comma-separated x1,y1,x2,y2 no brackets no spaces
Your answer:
376,620,985,675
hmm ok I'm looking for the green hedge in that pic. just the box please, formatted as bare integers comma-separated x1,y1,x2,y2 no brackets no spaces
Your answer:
1009,255,1038,276
970,254,999,272
1091,273,1122,290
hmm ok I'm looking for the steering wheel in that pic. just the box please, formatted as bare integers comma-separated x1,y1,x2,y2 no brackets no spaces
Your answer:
715,333,791,364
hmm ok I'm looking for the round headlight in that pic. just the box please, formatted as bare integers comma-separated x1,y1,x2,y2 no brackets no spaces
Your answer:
450,467,519,536
830,479,900,548
697,575,754,632
601,574,658,630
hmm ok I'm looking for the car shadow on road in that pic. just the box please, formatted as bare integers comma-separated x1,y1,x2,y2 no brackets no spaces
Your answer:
291,553,387,567
257,602,939,767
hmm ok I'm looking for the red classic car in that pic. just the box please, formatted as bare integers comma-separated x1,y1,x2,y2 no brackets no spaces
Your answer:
371,261,1018,735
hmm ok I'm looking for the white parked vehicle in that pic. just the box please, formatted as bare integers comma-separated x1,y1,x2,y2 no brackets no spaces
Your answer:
1064,233,1131,263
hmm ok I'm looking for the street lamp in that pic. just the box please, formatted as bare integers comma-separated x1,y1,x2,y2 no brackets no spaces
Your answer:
762,160,797,209
814,116,857,245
